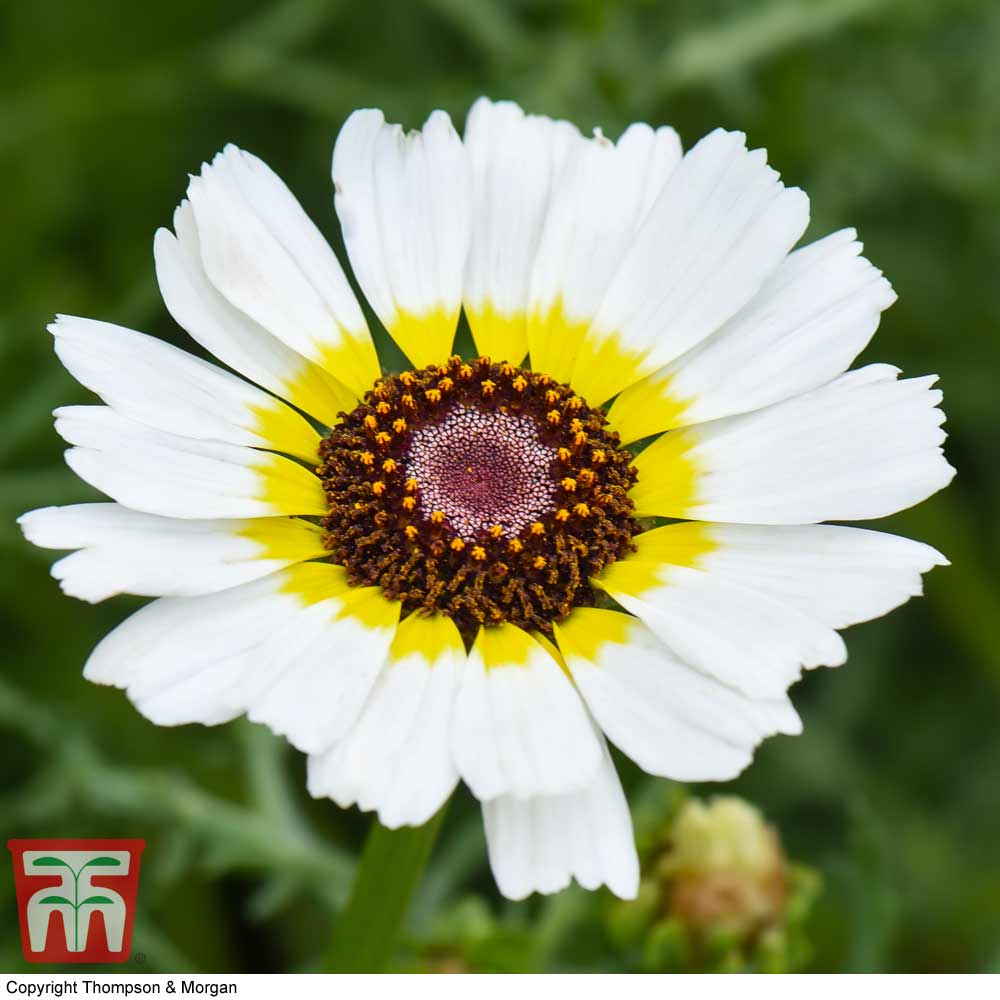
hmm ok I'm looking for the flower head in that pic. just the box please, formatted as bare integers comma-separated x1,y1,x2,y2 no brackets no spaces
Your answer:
662,797,788,934
19,98,954,901
609,795,822,972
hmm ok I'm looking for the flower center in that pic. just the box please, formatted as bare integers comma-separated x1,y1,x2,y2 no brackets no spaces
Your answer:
317,356,639,637
405,404,558,541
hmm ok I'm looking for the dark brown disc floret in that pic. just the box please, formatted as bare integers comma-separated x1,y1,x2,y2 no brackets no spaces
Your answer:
317,355,639,637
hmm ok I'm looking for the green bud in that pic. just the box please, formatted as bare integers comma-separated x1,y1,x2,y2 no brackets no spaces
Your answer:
663,796,787,939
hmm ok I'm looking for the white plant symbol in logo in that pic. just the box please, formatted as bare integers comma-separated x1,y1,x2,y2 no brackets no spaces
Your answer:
22,850,130,953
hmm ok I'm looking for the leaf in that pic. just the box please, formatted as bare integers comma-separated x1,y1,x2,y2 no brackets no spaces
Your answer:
32,857,71,867
38,895,72,905
81,895,114,905
82,856,121,867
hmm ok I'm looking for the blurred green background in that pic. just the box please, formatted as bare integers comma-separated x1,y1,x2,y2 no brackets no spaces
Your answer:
2,0,998,974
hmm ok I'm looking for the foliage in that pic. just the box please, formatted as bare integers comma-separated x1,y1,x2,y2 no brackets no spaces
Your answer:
2,0,998,973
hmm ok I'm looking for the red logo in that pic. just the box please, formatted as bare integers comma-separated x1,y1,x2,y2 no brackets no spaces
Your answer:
8,839,145,963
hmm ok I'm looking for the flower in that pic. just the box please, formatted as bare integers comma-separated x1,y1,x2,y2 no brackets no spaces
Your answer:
19,97,954,902
609,794,823,972
661,797,789,937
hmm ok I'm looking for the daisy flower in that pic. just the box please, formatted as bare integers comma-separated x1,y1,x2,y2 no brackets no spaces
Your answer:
20,98,954,902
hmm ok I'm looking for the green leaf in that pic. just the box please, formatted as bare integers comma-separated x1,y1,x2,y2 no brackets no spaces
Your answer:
81,856,121,868
81,895,114,905
38,895,72,905
325,806,447,973
32,857,71,868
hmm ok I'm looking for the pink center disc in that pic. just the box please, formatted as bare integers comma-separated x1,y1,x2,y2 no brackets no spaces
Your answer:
403,404,558,540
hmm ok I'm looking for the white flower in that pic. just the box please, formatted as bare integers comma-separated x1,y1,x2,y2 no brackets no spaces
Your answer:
19,98,954,902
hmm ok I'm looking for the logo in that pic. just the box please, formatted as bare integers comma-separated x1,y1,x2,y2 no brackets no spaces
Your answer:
8,839,145,963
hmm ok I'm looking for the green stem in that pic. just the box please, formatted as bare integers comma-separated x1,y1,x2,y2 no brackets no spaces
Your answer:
325,806,447,973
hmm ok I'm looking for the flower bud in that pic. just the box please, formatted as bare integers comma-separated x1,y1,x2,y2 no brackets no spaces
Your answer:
662,796,787,937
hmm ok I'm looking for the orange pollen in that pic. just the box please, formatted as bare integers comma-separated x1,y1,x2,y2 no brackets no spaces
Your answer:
376,401,392,415
438,377,454,392
404,525,419,540
392,418,407,433
592,449,607,464
405,478,419,493
400,372,415,386
533,556,547,570
450,537,466,552
530,522,546,536
558,447,572,462
360,451,374,466
471,545,487,561
382,458,397,474
574,502,591,517
546,410,561,425
481,380,496,397
371,481,386,496
430,510,446,525
363,414,378,430
555,508,570,522
508,538,524,554
425,388,442,404
489,524,504,539
375,431,392,446
402,394,415,408
402,496,416,511
512,375,528,392
561,477,577,492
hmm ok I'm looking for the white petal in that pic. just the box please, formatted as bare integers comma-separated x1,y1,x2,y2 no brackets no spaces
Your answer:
84,563,400,752
600,566,845,700
676,522,947,630
608,228,897,442
55,406,326,520
483,742,639,901
247,585,400,753
451,623,602,800
84,567,331,725
333,109,471,368
594,522,947,699
528,122,683,381
18,503,327,603
49,315,320,461
463,98,582,363
186,145,379,397
154,203,356,428
307,613,463,827
631,364,955,524
555,608,800,782
571,129,809,404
